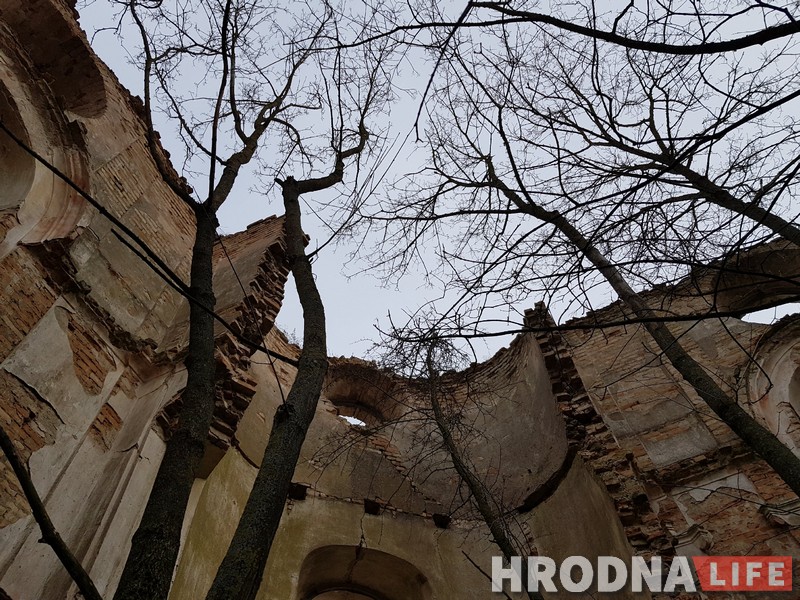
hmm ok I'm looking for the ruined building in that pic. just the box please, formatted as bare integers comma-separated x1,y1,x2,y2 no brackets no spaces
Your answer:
1,1,799,599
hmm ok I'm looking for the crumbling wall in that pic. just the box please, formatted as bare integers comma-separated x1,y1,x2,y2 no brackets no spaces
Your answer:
549,248,800,593
0,2,291,598
169,324,648,600
169,344,506,600
4,4,800,600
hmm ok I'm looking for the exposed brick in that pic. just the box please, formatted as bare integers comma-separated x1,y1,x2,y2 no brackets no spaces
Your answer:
0,370,61,527
65,314,116,395
88,403,122,450
0,248,58,363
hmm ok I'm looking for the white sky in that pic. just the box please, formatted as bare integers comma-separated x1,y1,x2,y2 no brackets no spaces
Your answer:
77,0,510,360
76,1,800,361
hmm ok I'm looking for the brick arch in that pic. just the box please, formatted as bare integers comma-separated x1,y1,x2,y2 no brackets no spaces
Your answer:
0,0,107,117
0,80,35,212
323,361,401,427
297,545,432,600
0,26,90,257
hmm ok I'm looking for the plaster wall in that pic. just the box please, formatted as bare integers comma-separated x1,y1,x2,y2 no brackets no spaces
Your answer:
3,3,800,600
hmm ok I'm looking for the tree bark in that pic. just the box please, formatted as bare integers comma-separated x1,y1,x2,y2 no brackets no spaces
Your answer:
488,169,800,497
205,177,328,600
425,353,543,600
114,208,219,600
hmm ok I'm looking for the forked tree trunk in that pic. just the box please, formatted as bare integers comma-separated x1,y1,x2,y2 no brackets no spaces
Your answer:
114,208,219,600
205,177,328,600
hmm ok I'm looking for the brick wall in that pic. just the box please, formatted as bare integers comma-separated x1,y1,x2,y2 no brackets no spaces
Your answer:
0,248,58,363
549,295,800,564
0,370,61,527
88,403,122,451
66,314,116,396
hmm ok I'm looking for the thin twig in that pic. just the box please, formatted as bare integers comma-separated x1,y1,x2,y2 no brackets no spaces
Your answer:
462,550,515,600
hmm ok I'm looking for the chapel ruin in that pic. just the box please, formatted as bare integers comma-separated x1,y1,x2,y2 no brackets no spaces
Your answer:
1,2,799,599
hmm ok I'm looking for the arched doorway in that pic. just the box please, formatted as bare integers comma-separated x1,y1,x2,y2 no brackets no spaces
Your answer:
312,592,375,600
297,545,432,600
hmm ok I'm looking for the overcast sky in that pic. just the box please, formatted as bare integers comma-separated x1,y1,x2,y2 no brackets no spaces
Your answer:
76,1,515,361
76,1,798,361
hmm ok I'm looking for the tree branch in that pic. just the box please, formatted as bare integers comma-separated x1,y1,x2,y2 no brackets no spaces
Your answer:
0,426,104,600
469,1,800,54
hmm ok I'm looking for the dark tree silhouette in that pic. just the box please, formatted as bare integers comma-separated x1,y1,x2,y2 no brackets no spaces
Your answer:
356,2,800,496
109,1,392,599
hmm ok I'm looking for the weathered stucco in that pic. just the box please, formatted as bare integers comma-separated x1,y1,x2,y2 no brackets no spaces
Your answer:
1,3,800,600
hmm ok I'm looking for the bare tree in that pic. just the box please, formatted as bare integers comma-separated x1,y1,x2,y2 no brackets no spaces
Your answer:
423,340,543,600
6,0,800,596
111,3,321,597
104,1,392,598
354,5,800,498
357,329,544,600
206,122,373,600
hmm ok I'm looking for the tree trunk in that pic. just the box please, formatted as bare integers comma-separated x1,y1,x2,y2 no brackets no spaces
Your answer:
670,161,800,248
543,203,800,497
114,208,219,600
205,177,328,600
425,354,543,600
491,173,800,497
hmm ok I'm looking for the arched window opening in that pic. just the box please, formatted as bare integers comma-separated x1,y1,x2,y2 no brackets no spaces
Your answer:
0,82,35,213
330,398,383,429
0,60,90,258
324,364,400,429
338,414,367,428
741,303,800,325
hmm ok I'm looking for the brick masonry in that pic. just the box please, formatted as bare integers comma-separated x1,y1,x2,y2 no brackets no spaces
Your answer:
66,313,116,396
535,279,800,594
88,403,122,451
0,247,58,364
2,2,800,598
0,370,61,527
